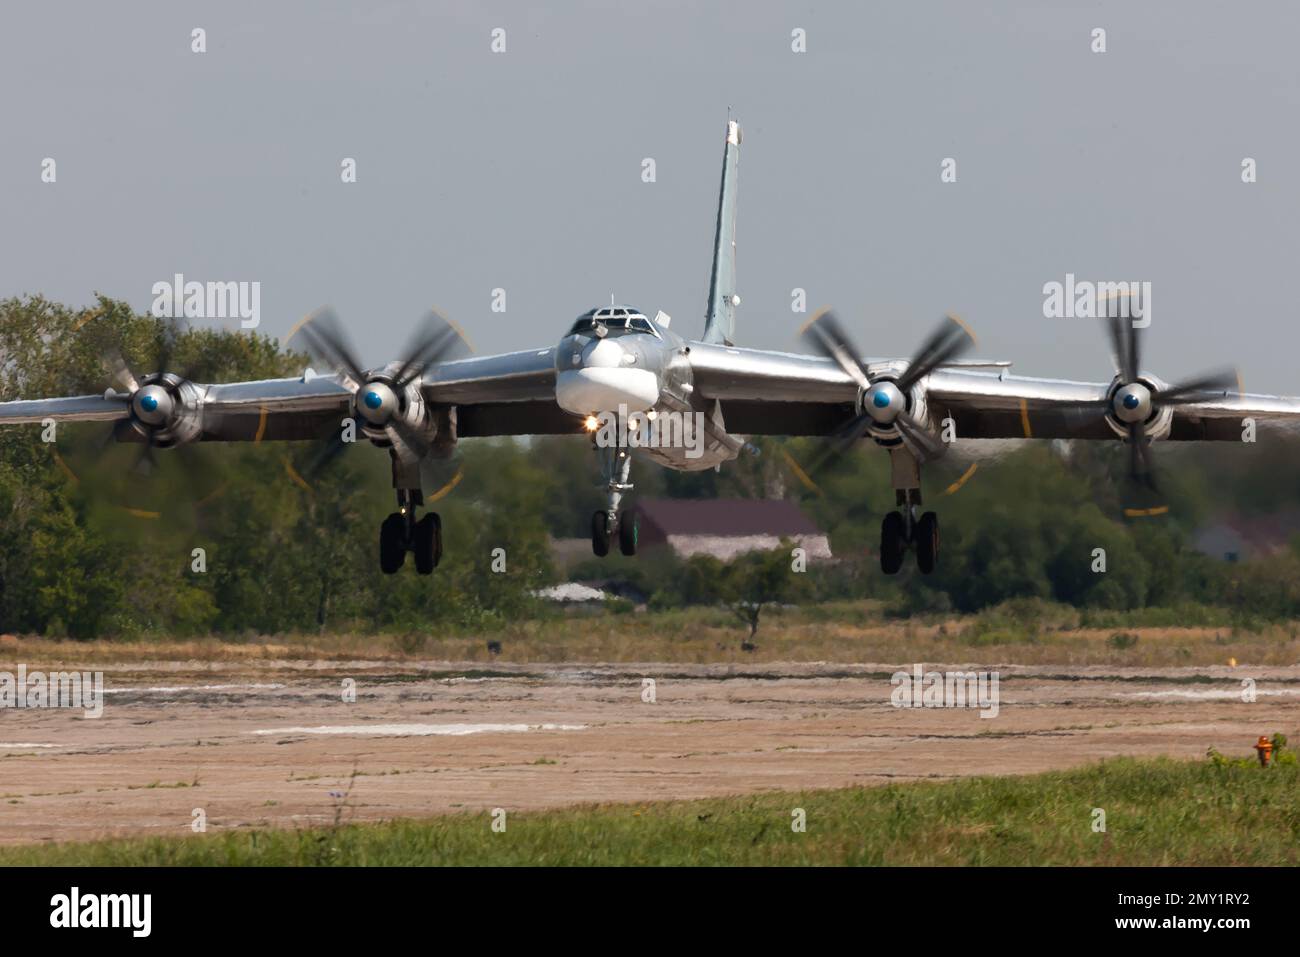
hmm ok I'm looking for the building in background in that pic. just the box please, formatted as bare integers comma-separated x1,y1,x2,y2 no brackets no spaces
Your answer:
1192,509,1300,562
626,498,832,562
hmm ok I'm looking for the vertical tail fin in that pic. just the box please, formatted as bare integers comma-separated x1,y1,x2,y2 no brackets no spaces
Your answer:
702,119,741,345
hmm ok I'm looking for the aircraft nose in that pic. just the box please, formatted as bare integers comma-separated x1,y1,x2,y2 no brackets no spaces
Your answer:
582,338,625,369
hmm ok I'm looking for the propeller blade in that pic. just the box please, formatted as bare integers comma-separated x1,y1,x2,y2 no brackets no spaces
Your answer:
1157,369,1240,406
102,350,140,394
304,426,351,480
801,310,873,392
1128,420,1158,492
133,442,158,477
800,410,874,476
1103,310,1132,382
1125,313,1142,385
151,316,187,379
386,415,433,462
895,410,948,463
895,315,976,393
392,312,466,389
297,308,368,390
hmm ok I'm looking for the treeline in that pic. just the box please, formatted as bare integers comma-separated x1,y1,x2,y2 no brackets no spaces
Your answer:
2,295,1300,639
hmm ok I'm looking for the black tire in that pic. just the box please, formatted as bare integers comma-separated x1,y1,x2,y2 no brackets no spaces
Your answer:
915,511,939,575
618,511,638,556
380,513,406,574
880,512,905,575
591,510,612,557
429,511,443,567
413,513,441,575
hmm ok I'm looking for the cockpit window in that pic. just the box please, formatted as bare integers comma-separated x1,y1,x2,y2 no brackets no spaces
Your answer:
569,307,658,338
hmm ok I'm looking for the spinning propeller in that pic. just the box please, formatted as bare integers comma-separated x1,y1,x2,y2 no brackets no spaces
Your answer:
1069,308,1239,504
800,309,975,472
292,307,467,482
59,319,227,519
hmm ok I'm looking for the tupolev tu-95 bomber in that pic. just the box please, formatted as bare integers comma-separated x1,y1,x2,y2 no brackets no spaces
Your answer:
4,119,1300,576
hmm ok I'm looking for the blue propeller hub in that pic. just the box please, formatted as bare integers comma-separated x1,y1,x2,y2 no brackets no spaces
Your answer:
132,384,175,426
356,381,399,424
1112,381,1153,424
864,380,906,424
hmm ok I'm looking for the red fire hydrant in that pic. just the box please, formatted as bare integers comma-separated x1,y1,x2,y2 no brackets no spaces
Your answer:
1254,736,1274,767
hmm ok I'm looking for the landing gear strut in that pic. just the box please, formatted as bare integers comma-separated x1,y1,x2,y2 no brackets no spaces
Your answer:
881,448,940,575
379,451,442,575
591,435,637,557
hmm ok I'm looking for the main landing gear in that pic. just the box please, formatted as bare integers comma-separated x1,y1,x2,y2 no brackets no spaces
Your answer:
379,451,443,575
591,442,638,557
880,448,939,575
880,498,939,575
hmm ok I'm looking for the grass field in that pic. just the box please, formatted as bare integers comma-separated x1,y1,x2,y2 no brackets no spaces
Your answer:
4,757,1296,866
4,599,1299,668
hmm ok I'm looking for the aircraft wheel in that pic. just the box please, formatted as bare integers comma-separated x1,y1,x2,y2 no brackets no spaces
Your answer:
380,513,406,574
915,511,939,575
591,510,612,557
413,512,442,575
619,511,639,556
880,512,905,575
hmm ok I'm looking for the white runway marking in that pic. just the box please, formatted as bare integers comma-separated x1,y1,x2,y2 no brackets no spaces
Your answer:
103,683,286,694
1118,688,1300,700
0,743,58,749
250,722,586,737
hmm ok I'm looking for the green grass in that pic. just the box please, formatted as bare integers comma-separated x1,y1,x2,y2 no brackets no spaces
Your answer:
9,599,1300,667
4,757,1297,865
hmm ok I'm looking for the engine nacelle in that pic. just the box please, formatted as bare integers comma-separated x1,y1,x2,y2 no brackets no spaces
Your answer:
858,376,929,444
354,368,436,448
126,372,204,446
1103,373,1173,441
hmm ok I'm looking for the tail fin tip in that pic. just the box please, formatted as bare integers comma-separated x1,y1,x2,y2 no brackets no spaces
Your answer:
702,117,741,346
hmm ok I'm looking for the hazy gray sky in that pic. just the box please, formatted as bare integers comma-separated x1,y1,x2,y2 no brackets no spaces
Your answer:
3,1,1298,391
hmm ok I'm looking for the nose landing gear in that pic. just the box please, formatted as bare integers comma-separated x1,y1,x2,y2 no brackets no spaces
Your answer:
591,441,638,557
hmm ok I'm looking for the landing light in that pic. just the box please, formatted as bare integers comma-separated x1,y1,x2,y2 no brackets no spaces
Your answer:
583,414,600,432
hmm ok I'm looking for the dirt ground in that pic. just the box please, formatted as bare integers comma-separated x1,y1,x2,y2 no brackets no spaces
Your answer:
1,658,1297,846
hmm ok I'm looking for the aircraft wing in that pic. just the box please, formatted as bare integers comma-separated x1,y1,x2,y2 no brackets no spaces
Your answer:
689,342,1300,440
0,375,356,442
0,347,576,442
926,369,1300,441
419,347,582,437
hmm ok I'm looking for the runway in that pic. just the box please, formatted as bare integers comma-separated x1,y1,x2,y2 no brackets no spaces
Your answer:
1,659,1296,845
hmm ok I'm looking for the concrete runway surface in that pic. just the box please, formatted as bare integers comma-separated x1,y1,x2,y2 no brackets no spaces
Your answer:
1,659,1297,845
